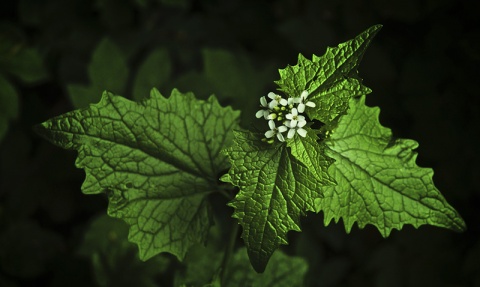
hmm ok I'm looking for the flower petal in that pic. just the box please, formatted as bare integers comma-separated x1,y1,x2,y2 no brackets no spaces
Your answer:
297,103,305,113
287,128,296,139
265,130,275,138
263,111,270,119
297,128,307,137
268,120,276,130
291,108,298,116
279,98,288,106
260,96,268,107
277,133,285,142
268,92,276,100
306,101,316,108
256,110,264,118
290,119,298,127
301,90,309,99
297,120,307,128
269,100,278,109
278,125,288,133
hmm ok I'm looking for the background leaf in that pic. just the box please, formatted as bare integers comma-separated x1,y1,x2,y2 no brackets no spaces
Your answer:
68,38,128,108
0,47,48,83
0,75,19,141
223,247,308,287
169,48,276,126
133,48,171,101
78,214,169,287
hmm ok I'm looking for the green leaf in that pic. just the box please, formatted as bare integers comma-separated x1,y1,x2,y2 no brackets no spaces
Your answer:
88,38,129,91
287,129,335,186
223,248,308,287
317,96,466,236
35,88,241,261
133,48,171,101
78,214,169,287
0,75,19,141
275,25,381,124
0,47,48,83
174,223,223,286
68,38,128,108
202,49,275,124
66,84,100,111
223,130,325,272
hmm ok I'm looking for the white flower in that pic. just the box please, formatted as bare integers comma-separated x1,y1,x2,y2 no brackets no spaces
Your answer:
268,92,288,108
265,120,288,142
296,90,316,113
287,97,295,107
287,122,307,139
285,108,305,128
255,96,270,119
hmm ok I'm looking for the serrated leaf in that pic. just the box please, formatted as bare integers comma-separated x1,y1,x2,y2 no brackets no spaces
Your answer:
35,88,241,261
133,48,171,101
287,129,335,186
275,25,381,124
223,248,308,287
317,96,466,236
224,130,323,272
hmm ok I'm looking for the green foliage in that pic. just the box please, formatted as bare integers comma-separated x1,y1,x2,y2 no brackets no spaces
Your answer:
0,41,48,83
223,24,465,272
275,25,380,124
35,88,241,261
67,38,128,108
319,95,466,236
171,48,275,124
222,248,308,287
223,130,328,272
133,48,171,101
78,214,169,287
175,232,308,287
0,25,48,142
34,20,467,285
0,75,19,141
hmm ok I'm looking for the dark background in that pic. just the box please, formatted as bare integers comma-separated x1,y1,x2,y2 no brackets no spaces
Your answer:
0,0,479,286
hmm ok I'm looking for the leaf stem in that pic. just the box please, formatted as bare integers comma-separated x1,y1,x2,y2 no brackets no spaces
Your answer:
220,221,239,284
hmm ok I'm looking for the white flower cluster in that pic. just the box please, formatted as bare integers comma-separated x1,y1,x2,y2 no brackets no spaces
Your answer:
256,90,315,143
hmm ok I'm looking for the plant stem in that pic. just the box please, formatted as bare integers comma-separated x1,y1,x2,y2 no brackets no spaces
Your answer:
220,221,239,284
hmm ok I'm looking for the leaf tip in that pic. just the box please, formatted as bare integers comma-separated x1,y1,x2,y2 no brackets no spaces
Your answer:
219,173,231,183
32,121,47,135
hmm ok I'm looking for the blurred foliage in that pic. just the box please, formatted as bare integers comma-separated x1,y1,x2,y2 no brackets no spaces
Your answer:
78,214,170,287
0,0,478,286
